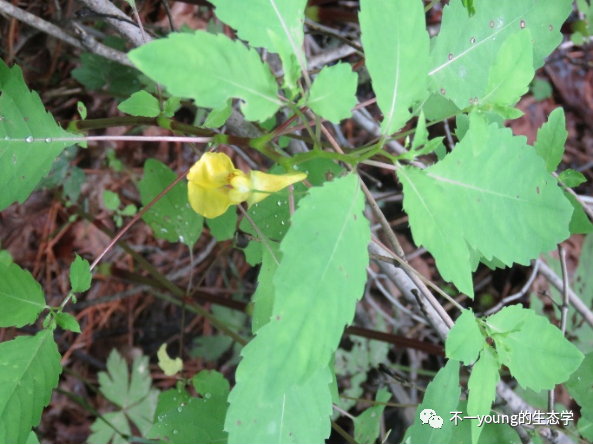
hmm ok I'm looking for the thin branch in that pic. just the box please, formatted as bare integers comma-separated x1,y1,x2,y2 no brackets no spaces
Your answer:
89,171,187,272
0,0,131,66
554,171,593,220
77,0,149,47
538,258,593,328
483,260,540,316
443,118,455,151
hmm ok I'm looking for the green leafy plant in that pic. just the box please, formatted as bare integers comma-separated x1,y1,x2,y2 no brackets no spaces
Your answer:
1,0,591,443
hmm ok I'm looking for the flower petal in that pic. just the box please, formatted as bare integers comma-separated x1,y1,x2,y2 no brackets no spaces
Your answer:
188,180,233,219
229,174,252,203
247,171,307,206
187,152,241,189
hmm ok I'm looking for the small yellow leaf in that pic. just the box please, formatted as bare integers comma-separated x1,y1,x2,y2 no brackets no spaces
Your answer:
157,343,183,376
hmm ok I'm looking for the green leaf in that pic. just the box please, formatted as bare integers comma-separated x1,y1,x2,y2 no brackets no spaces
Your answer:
558,169,587,187
239,158,344,244
456,114,470,140
461,0,476,16
27,431,39,444
0,60,75,211
451,400,521,444
226,174,370,442
206,206,237,241
481,30,534,107
565,192,593,235
102,190,120,211
409,360,461,444
574,234,593,322
251,243,281,334
421,93,461,122
54,312,81,333
467,345,499,444
120,204,137,216
484,304,529,334
429,0,572,108
138,159,203,246
566,352,593,422
157,344,183,376
307,63,357,124
0,249,13,267
193,369,230,399
579,418,593,442
128,32,281,122
88,412,130,444
360,0,430,135
353,388,391,444
191,335,234,362
163,96,181,118
534,107,567,172
203,101,232,129
531,78,553,101
72,49,144,97
148,370,229,443
77,101,87,119
411,110,429,152
399,114,572,296
399,114,446,162
0,331,62,443
446,309,485,365
226,366,332,442
117,90,160,117
63,166,86,202
70,253,91,293
92,349,158,441
491,305,584,392
0,262,45,328
209,0,307,91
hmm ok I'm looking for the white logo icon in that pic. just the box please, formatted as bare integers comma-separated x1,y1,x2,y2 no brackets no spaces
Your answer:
429,415,443,429
420,408,443,429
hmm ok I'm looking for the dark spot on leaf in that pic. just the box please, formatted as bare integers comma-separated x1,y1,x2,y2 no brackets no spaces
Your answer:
237,420,241,426
448,53,453,60
24,117,28,121
517,195,520,199
536,186,540,194
440,88,446,95
490,20,495,28
470,37,476,44
276,315,281,321
353,214,357,221
21,176,25,179
325,171,335,181
339,266,343,272
549,24,553,31
520,20,525,28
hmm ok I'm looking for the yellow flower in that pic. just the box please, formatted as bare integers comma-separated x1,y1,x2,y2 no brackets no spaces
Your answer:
187,152,307,218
